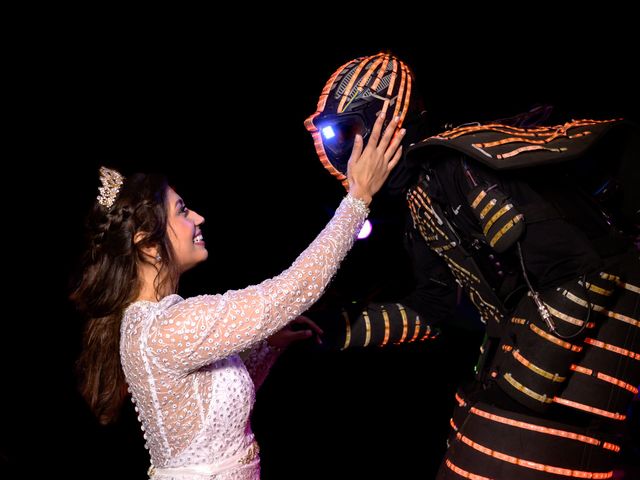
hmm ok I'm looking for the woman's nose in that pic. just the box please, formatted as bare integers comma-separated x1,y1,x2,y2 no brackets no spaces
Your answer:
190,210,205,225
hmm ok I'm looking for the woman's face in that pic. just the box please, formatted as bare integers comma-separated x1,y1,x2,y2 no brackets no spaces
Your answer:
166,187,207,272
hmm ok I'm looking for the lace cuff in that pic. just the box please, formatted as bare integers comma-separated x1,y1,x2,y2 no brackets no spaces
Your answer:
344,193,370,218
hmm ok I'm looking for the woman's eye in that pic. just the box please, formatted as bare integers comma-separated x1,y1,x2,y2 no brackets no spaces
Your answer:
180,205,189,215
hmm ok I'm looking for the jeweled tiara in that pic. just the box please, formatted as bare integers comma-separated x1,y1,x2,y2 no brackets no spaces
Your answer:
96,166,125,210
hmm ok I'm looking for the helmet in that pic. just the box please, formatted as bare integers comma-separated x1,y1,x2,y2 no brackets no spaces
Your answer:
305,52,415,189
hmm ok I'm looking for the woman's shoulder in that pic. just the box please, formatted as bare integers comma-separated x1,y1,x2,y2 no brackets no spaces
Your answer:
123,294,185,321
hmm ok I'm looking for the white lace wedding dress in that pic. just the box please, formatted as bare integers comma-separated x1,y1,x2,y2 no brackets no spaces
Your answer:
120,195,368,479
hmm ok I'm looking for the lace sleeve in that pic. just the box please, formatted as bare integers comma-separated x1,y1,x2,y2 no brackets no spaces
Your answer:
149,195,368,374
239,340,280,391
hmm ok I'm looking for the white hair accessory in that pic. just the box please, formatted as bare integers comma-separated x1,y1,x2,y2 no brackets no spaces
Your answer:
97,166,124,210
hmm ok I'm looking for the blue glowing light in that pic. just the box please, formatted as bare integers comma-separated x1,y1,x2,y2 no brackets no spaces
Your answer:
322,126,335,139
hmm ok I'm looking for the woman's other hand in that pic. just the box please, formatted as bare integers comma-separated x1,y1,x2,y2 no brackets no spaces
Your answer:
267,316,324,351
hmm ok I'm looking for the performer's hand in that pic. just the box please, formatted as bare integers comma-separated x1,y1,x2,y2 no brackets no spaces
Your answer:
267,315,324,350
347,107,405,205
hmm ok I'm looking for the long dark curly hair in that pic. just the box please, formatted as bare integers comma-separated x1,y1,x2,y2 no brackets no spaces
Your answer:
70,171,180,424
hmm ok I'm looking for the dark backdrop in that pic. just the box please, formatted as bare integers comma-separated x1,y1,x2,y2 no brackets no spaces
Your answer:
5,40,638,479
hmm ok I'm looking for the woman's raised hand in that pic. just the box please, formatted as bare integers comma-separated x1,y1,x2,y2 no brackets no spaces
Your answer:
346,109,405,205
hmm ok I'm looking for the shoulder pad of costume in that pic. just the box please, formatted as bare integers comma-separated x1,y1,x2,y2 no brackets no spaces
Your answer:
406,118,637,170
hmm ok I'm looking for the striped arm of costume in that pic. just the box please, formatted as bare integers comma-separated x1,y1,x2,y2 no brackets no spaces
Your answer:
313,301,440,350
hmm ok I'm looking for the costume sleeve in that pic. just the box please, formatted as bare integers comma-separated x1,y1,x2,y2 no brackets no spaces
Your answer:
147,195,368,374
309,228,457,350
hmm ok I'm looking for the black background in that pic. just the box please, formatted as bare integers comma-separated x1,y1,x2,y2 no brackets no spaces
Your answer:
5,35,638,479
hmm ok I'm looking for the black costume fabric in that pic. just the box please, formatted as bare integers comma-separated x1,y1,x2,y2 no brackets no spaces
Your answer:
319,119,640,478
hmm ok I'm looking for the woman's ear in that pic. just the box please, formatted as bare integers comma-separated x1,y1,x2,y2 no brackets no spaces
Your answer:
134,231,159,261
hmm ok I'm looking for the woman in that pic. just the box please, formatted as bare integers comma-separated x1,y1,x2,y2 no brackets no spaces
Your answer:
71,112,405,479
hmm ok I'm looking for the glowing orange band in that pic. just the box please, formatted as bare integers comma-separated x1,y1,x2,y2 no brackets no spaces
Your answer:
450,418,458,432
456,433,613,478
511,349,565,382
529,323,583,352
396,304,408,344
362,310,371,347
570,364,639,394
409,315,421,342
584,338,640,361
455,392,467,407
503,373,553,403
553,397,626,421
445,459,491,480
470,406,620,451
380,306,390,347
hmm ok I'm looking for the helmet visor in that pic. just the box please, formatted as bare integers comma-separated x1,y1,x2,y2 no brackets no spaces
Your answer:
315,113,369,160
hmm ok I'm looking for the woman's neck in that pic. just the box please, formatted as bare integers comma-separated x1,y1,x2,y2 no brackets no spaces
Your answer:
136,263,176,302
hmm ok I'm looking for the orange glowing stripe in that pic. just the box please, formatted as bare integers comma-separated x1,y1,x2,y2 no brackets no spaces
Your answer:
471,190,487,209
455,392,467,407
584,337,640,361
343,57,385,114
380,306,390,346
562,290,640,328
378,59,397,120
489,215,524,248
358,57,384,91
479,198,497,219
596,372,639,394
511,316,526,325
483,204,513,235
456,433,614,478
545,302,594,328
480,136,560,148
337,56,372,113
602,443,621,453
617,280,640,294
569,131,592,138
392,61,405,120
409,315,421,342
304,59,351,189
571,364,593,375
362,310,371,347
443,257,481,283
553,397,626,421
420,324,430,341
396,304,408,344
571,364,639,394
438,118,619,140
512,349,565,382
604,309,639,328
341,309,351,350
369,56,389,91
445,459,491,480
600,272,621,282
502,344,513,352
497,145,566,159
503,373,553,403
529,323,583,352
397,62,412,125
466,288,503,318
583,282,614,296
450,418,458,431
470,406,619,451
408,191,450,239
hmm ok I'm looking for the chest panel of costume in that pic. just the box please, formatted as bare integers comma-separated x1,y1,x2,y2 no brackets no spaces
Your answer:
407,177,505,329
